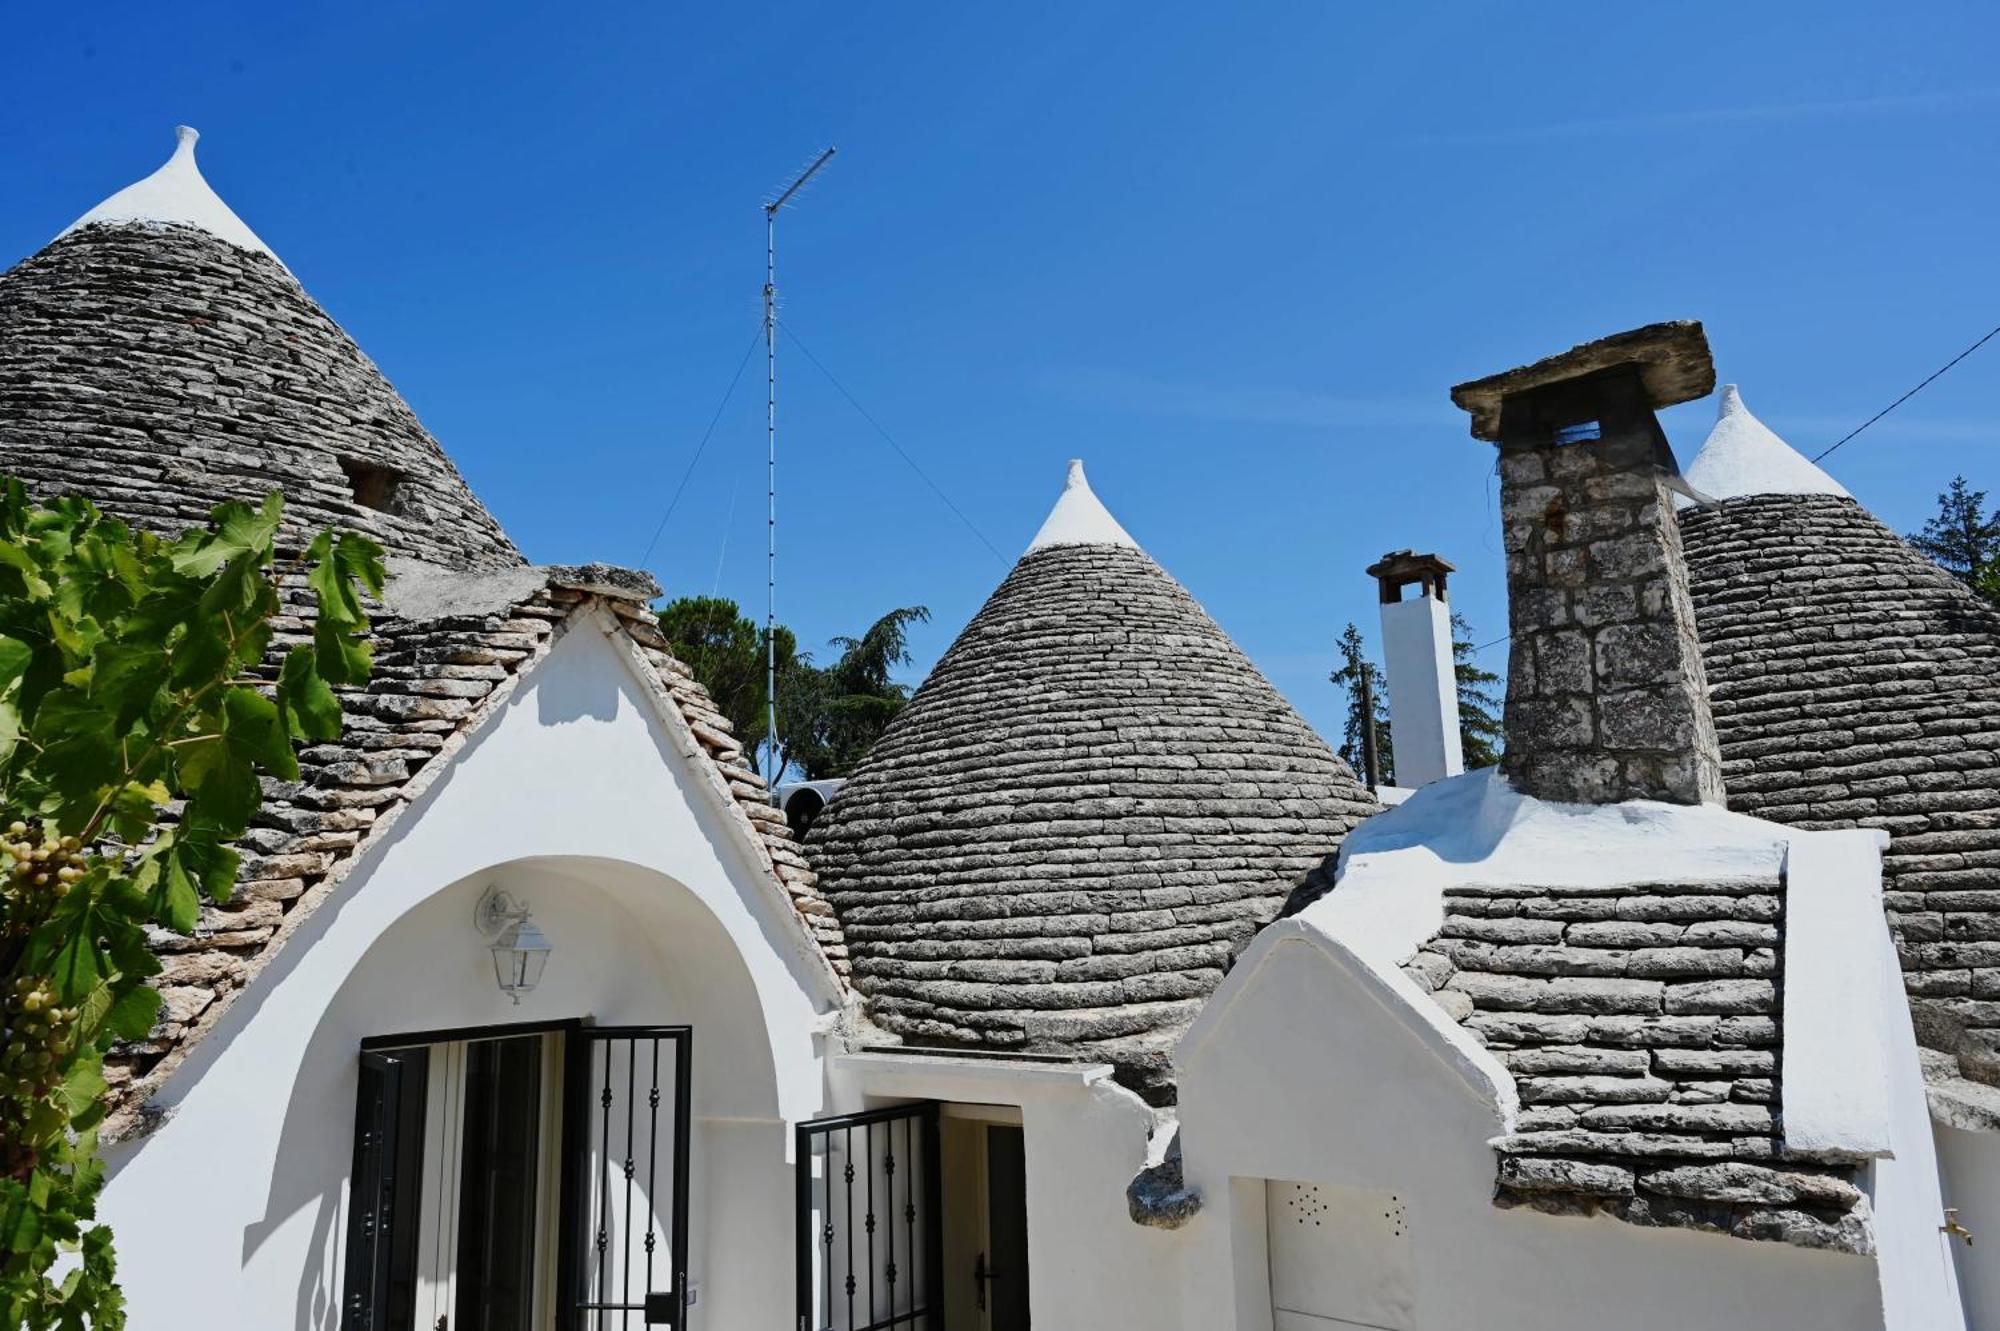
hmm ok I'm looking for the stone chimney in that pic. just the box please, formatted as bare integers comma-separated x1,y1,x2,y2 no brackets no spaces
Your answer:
1365,550,1464,787
1449,321,1724,806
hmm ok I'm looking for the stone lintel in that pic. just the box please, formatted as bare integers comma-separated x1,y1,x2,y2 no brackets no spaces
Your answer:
1451,321,1715,442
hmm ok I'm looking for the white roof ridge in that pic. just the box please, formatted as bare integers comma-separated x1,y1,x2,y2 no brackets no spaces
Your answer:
1025,459,1140,553
1680,384,1851,505
57,126,286,270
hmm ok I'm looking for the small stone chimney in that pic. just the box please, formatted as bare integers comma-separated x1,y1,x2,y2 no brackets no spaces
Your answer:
1449,321,1724,806
1365,550,1464,787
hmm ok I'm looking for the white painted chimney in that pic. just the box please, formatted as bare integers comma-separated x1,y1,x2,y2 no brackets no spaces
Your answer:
1366,550,1464,788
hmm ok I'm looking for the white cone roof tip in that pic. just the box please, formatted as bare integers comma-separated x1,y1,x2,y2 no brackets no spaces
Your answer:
1025,459,1140,553
1681,384,1851,505
58,126,284,267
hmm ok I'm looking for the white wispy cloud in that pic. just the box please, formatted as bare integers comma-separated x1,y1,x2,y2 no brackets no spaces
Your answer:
1409,87,2000,148
1034,365,1456,431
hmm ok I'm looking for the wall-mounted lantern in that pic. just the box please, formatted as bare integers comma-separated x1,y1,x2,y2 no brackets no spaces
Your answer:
474,886,553,1004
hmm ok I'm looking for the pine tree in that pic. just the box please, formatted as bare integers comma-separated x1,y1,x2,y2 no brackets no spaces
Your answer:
781,606,931,779
1909,476,2000,603
1329,622,1392,784
1452,611,1504,768
652,595,798,750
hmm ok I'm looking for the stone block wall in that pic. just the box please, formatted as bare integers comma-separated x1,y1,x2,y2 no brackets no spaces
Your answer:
1498,442,1724,806
1399,874,1869,1253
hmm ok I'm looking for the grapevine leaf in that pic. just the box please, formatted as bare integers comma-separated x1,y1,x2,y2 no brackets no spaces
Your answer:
220,686,297,781
0,1179,43,1254
26,688,118,825
0,538,52,600
276,646,342,742
0,633,31,690
306,530,386,684
57,1055,109,1129
107,780,169,845
87,641,168,731
169,494,282,578
103,985,161,1043
172,688,296,834
159,815,238,914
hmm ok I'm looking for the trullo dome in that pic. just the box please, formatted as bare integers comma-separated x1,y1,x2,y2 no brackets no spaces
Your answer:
0,126,518,568
807,460,1378,1100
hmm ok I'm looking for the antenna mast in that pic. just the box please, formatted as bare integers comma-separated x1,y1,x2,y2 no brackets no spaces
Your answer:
762,146,836,784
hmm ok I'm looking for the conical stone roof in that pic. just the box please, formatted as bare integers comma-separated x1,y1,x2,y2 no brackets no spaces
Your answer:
0,127,519,568
1678,401,2000,1085
806,461,1378,1100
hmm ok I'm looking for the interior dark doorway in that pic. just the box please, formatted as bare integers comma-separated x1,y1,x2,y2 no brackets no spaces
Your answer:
938,1109,1030,1331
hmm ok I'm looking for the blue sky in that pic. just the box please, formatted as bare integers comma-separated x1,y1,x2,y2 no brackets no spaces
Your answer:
5,3,1997,745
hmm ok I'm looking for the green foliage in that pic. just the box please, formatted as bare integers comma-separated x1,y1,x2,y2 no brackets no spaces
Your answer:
652,596,798,755
0,480,383,1328
1909,476,2000,605
1452,611,1504,769
1329,621,1391,785
654,597,929,781
780,606,930,780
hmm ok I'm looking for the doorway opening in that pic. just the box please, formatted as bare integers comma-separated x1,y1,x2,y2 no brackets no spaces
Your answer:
343,1021,691,1330
940,1108,1030,1331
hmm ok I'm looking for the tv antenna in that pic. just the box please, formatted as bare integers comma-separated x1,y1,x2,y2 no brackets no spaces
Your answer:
762,146,836,783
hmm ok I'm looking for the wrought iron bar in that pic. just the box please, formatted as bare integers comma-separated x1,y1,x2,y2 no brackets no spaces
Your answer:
621,1037,637,1329
841,1127,852,1328
865,1121,876,1326
642,1038,660,1304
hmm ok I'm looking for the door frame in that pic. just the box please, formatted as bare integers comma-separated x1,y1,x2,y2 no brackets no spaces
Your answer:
348,1018,695,1330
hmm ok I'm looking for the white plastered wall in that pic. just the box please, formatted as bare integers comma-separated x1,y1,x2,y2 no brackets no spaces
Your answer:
1175,921,1890,1331
827,1053,1185,1330
100,618,841,1331
1938,1124,2000,1329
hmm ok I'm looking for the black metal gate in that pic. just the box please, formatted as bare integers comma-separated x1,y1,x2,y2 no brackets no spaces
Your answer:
561,1026,693,1329
795,1102,943,1331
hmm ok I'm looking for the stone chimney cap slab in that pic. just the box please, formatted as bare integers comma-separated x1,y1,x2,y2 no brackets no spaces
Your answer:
1450,321,1714,442
1365,549,1456,581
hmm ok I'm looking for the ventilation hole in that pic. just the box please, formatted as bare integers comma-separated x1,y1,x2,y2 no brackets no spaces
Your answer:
338,457,408,515
1553,420,1601,445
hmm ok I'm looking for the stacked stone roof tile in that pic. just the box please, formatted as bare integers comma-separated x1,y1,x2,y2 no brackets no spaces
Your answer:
1401,872,1870,1253
807,534,1378,1101
1681,493,2000,1086
0,223,519,568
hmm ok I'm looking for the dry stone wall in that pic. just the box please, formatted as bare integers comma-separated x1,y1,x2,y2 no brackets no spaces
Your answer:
1401,874,1869,1253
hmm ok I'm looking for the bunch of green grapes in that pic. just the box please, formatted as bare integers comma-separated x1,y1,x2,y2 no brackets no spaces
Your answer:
0,821,88,1150
1,820,86,917
0,974,75,1085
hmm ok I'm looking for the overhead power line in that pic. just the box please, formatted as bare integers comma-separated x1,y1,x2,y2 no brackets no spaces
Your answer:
1812,321,2000,463
777,320,1008,564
